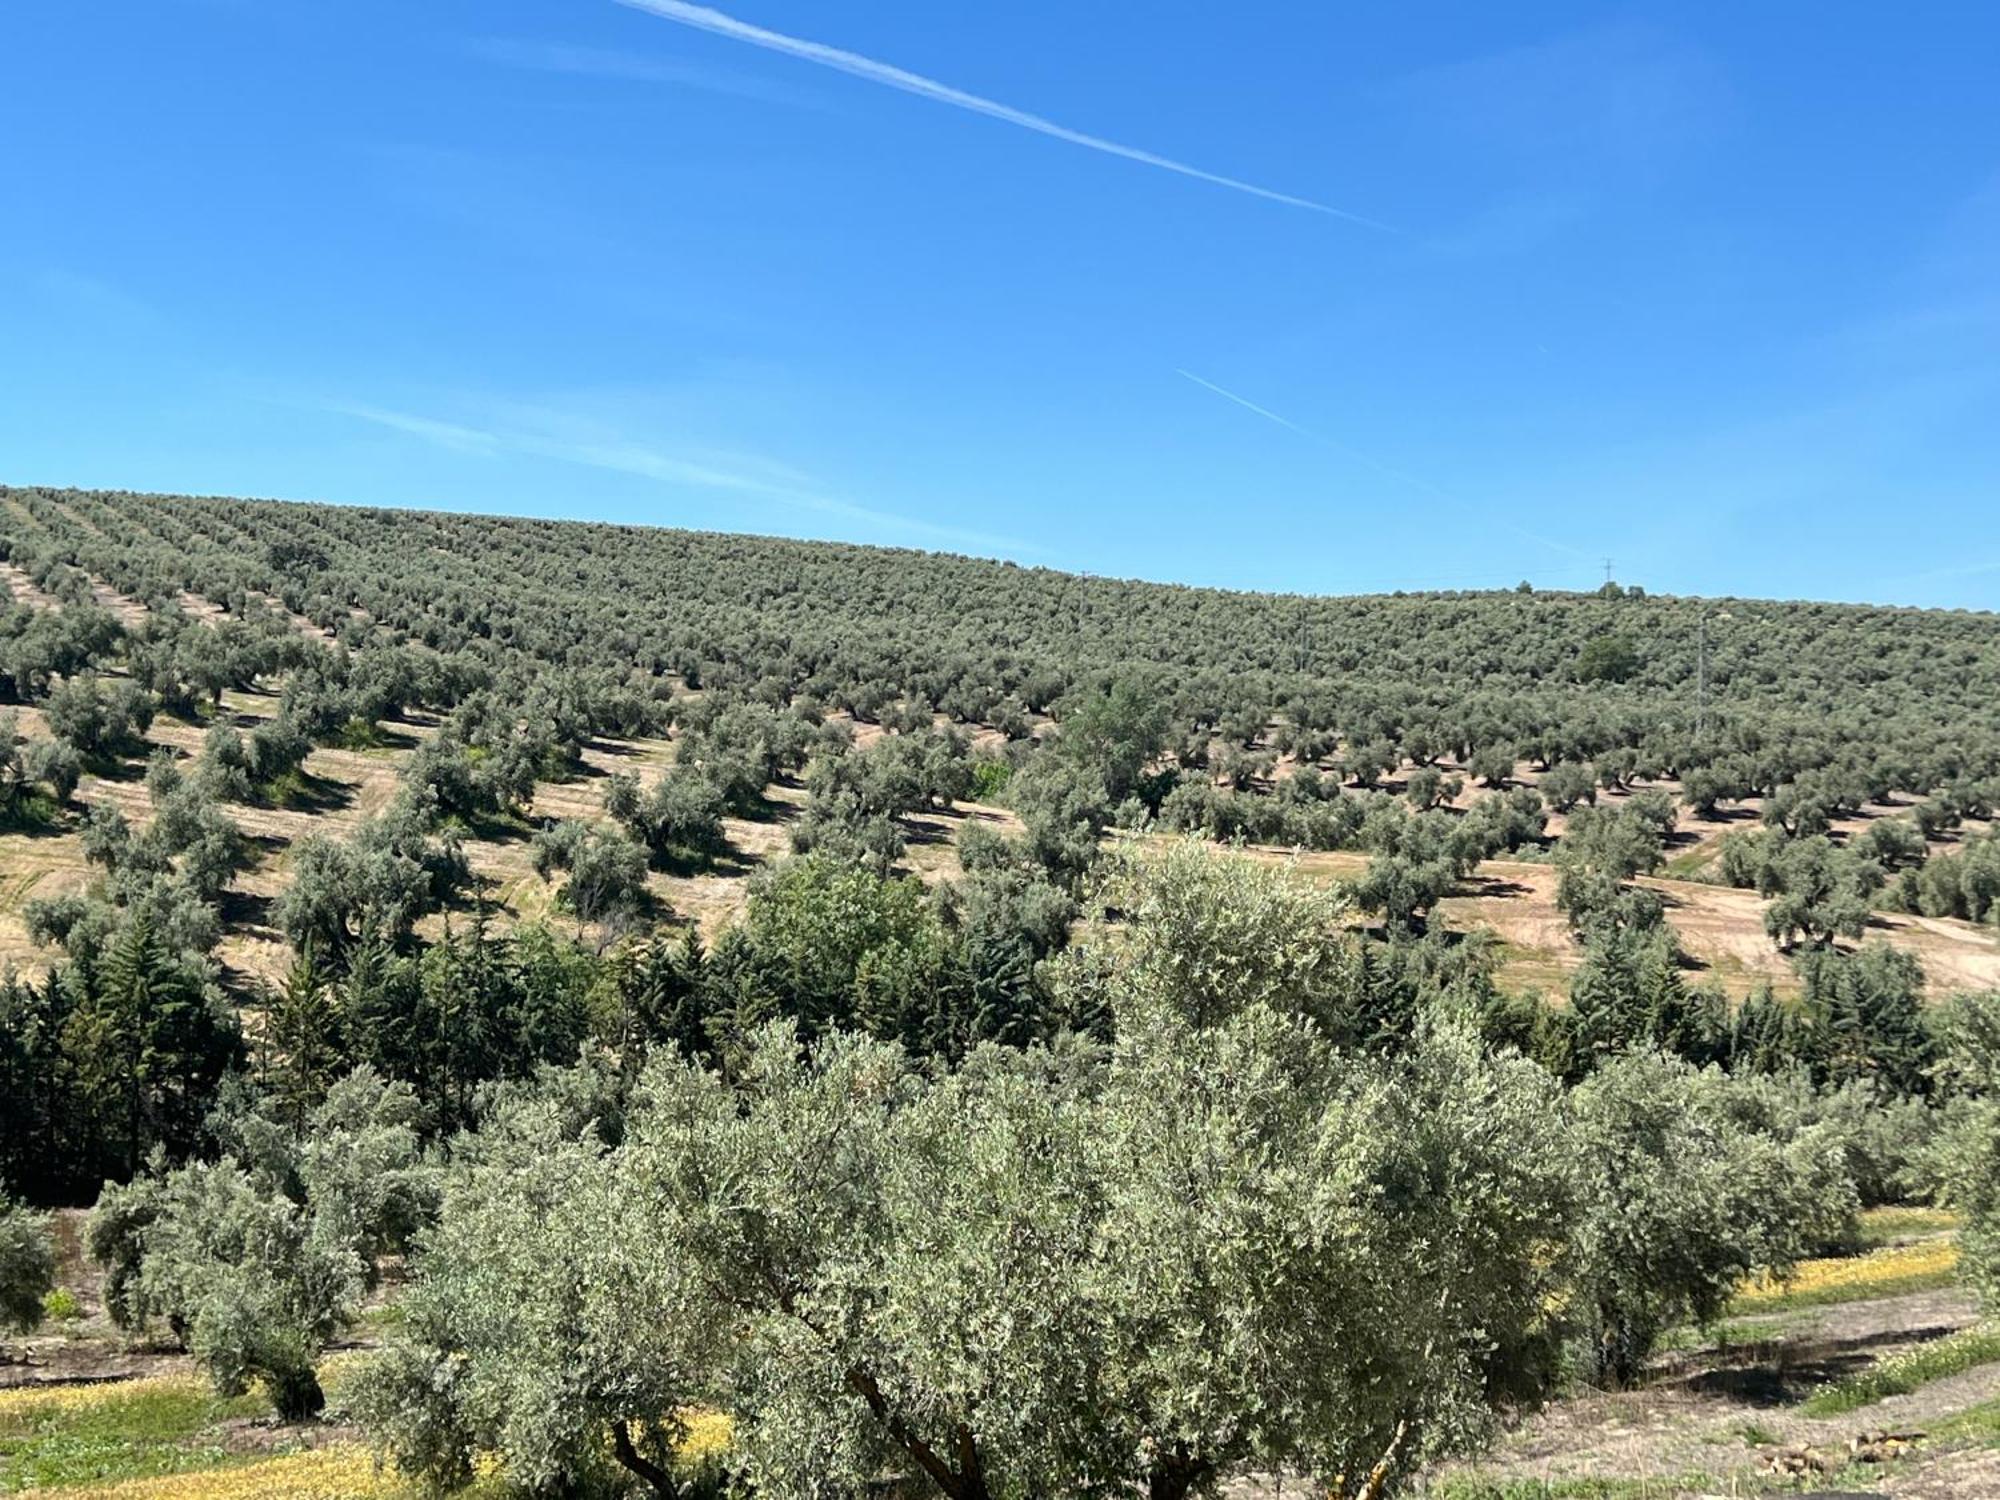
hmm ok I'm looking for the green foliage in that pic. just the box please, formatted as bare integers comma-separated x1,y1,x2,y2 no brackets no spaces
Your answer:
1554,802,1668,936
969,755,1013,801
352,1097,708,1496
1765,838,1882,948
0,1193,56,1334
1055,674,1167,802
1564,927,1723,1072
364,918,1577,1500
1719,1070,1937,1211
11,484,2000,1493
1902,829,2000,922
1934,991,2000,1313
1352,804,1483,930
1405,763,1463,811
89,1160,348,1417
1795,942,1934,1096
1541,760,1597,812
0,913,243,1196
335,922,602,1136
605,765,730,867
531,818,651,923
45,673,155,758
272,799,467,964
1005,755,1111,886
1567,1053,1856,1387
1060,839,1357,1033
786,782,906,876
1576,635,1638,684
87,1068,439,1418
0,710,77,817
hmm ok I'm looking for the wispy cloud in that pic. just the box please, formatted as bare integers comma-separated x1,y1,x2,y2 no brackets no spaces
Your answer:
1174,369,1594,563
327,398,1029,555
1381,22,1728,168
326,403,501,456
614,0,1390,228
467,36,810,106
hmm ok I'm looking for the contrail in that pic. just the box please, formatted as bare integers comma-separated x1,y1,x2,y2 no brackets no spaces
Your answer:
1176,368,1453,500
616,0,1391,229
1175,369,1595,564
1175,370,1318,439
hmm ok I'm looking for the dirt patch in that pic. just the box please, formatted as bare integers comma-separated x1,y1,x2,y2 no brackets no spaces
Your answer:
246,589,347,642
1214,840,2000,1003
0,561,64,612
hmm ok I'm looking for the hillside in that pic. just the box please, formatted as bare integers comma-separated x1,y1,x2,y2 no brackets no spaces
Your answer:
4,484,1998,1003
6,484,2000,1500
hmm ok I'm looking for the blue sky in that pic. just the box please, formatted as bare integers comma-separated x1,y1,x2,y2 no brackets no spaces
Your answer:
4,3,1997,607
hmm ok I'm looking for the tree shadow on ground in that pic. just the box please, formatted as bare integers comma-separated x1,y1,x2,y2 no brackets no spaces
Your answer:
1679,1323,1962,1408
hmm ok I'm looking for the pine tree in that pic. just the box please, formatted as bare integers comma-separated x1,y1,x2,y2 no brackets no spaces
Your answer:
260,946,345,1129
63,913,240,1177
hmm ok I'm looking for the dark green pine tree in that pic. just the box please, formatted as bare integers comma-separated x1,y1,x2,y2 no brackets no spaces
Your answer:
64,912,241,1177
618,930,715,1066
1798,944,1936,1097
1729,986,1807,1075
0,968,89,1201
335,924,418,1082
259,944,346,1130
964,931,1039,1052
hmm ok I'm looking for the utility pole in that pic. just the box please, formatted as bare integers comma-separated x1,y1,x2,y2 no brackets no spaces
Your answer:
1603,557,1616,587
1696,611,1708,742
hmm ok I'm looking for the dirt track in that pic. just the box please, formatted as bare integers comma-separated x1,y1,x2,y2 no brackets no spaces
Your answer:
1438,1285,1995,1497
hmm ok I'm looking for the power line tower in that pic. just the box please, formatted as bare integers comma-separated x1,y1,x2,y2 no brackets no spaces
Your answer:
1696,609,1732,741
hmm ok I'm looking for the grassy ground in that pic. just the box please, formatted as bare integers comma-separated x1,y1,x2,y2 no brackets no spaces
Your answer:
1,1362,728,1497
1730,1237,1962,1314
1800,1324,2000,1415
0,1378,264,1492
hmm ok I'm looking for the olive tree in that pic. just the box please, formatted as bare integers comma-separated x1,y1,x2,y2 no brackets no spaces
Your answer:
87,1069,438,1420
1756,836,1882,950
1932,990,2000,1310
1541,761,1597,813
362,845,1578,1500
0,1192,55,1335
356,1095,715,1495
89,1160,357,1417
1567,1053,1855,1386
604,766,730,868
1553,803,1668,936
530,819,650,922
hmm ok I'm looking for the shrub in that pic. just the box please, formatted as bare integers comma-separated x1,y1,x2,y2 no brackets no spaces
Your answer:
0,1195,56,1334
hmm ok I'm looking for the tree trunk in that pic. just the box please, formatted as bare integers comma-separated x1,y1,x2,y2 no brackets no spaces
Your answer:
845,1367,992,1500
1146,1442,1211,1500
268,1364,326,1423
612,1419,680,1498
